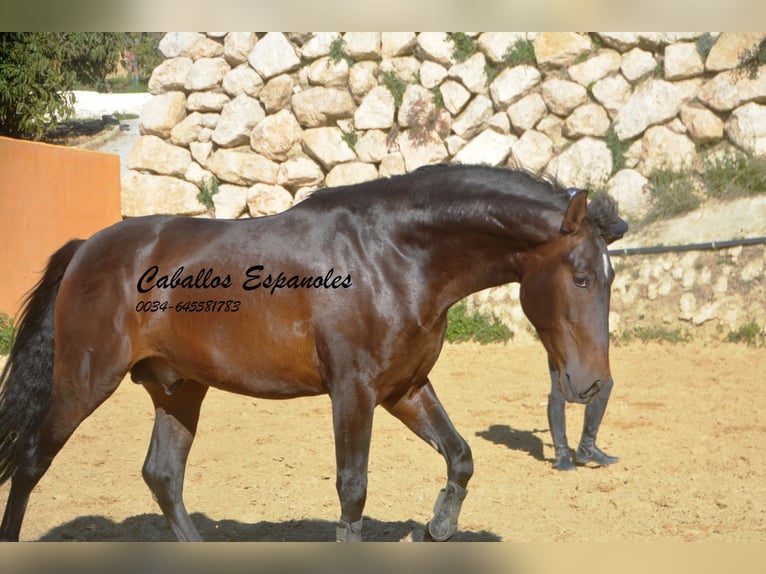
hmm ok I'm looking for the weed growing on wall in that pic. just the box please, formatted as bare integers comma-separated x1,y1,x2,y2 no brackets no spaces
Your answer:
644,168,701,223
702,152,766,199
725,320,766,347
197,176,220,211
446,301,513,344
447,33,478,62
381,70,407,108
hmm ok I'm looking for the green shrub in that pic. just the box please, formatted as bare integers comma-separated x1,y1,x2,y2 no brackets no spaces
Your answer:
644,169,701,223
447,33,478,62
726,320,765,347
503,38,537,67
702,152,766,200
615,326,692,345
197,176,220,211
446,301,513,344
0,312,15,355
381,70,407,108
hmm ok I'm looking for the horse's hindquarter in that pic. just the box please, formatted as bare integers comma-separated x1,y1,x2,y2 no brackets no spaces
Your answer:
56,212,441,402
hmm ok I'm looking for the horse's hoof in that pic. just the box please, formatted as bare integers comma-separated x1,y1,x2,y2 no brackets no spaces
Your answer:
575,444,618,466
552,453,576,471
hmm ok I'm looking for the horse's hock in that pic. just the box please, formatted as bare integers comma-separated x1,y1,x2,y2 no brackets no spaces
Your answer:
125,32,766,342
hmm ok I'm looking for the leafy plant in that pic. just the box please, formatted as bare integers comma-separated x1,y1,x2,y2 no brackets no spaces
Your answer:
328,35,352,66
605,124,631,175
739,37,766,78
341,129,358,150
702,152,766,200
503,38,537,67
197,176,220,211
446,301,513,345
381,70,407,108
447,33,478,62
430,86,445,109
695,32,717,60
0,312,15,355
725,320,765,347
644,168,701,223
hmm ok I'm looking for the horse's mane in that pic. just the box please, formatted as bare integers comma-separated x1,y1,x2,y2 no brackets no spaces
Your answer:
307,163,625,241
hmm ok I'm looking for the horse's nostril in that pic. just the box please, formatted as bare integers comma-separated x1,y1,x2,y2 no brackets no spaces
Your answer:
580,380,601,401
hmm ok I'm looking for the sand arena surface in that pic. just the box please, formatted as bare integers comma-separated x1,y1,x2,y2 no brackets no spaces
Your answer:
1,340,762,542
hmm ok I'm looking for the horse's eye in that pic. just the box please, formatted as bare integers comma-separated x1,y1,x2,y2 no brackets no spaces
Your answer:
573,275,590,288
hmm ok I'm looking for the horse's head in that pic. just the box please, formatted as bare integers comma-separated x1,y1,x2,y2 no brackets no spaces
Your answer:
519,190,627,404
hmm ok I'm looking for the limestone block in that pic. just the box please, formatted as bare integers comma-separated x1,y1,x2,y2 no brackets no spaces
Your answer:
259,74,294,114
277,157,325,189
207,148,279,186
186,91,230,112
301,127,357,170
448,52,488,94
679,103,724,143
127,135,191,175
354,86,395,130
453,129,516,166
533,32,591,68
705,32,766,71
416,32,455,66
545,137,612,189
306,57,350,88
223,32,257,65
664,43,704,80
621,48,657,82
419,61,448,90
222,64,264,97
354,130,389,163
159,33,223,60
640,126,696,172
477,32,526,64
121,171,206,217
439,80,471,116
541,79,589,116
211,95,265,148
488,65,541,108
139,92,187,138
452,94,493,139
301,33,340,59
698,67,766,112
343,32,380,60
381,32,417,57
510,130,553,173
349,62,379,99
248,32,301,79
185,58,231,91
148,57,192,94
250,109,303,161
292,87,356,128
613,79,683,140
725,103,766,157
212,184,248,219
325,161,378,187
567,50,621,87
396,130,449,172
591,73,631,118
247,183,294,216
507,93,547,132
563,103,610,137
606,169,650,220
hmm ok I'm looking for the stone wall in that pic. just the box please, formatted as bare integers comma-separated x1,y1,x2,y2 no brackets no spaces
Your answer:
124,32,766,343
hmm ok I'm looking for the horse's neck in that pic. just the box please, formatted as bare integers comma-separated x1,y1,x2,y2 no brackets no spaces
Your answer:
403,198,560,314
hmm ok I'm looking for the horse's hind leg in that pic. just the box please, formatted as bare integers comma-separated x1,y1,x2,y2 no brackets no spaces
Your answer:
0,370,125,540
141,379,208,542
382,379,473,541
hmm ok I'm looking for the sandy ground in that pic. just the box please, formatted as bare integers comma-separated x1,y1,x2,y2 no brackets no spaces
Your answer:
0,340,763,542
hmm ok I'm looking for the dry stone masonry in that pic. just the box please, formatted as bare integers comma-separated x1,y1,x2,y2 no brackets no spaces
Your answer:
125,32,766,342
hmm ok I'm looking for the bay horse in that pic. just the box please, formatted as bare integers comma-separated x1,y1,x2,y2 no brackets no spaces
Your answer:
0,164,626,542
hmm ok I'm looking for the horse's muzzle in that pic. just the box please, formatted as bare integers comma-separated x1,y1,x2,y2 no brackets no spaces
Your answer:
563,375,602,404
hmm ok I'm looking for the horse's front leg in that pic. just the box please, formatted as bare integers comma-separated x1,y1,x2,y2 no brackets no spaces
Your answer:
383,379,473,541
330,386,375,542
574,377,619,466
548,362,576,471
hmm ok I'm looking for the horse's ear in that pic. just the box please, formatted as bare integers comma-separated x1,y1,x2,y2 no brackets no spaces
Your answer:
560,189,588,235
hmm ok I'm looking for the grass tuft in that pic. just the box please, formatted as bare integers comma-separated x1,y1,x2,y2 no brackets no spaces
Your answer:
446,301,513,344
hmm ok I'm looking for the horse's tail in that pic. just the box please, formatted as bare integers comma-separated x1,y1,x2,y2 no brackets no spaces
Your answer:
0,239,85,484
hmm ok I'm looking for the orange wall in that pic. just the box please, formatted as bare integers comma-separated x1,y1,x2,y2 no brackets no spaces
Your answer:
0,136,121,316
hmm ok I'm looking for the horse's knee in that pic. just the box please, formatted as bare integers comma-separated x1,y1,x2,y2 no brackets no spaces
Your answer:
450,438,474,488
335,469,367,513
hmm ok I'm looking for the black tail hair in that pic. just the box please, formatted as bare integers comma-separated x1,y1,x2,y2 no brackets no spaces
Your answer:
0,239,84,483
